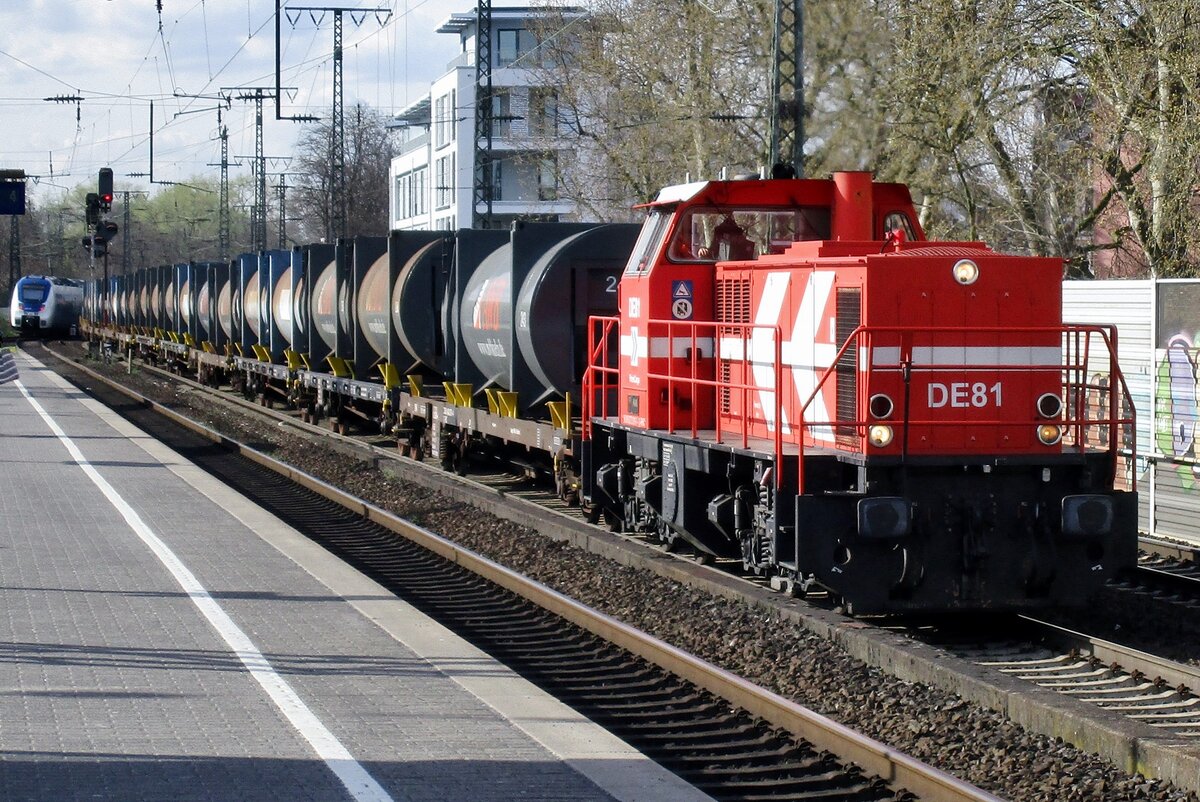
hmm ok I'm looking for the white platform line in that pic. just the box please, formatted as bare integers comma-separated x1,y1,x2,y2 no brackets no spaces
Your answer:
15,379,395,802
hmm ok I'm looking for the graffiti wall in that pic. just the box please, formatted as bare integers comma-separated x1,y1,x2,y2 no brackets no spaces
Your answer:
1154,283,1200,520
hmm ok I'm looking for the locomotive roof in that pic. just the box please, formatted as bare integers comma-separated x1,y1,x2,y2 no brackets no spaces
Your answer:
644,175,914,211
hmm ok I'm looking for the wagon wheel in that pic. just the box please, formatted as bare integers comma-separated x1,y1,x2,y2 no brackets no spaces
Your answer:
553,451,580,506
438,430,455,472
454,436,469,476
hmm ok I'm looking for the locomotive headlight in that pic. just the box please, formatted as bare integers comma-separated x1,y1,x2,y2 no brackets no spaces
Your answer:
952,259,980,285
869,393,894,420
1037,392,1064,418
1037,423,1062,445
868,424,894,447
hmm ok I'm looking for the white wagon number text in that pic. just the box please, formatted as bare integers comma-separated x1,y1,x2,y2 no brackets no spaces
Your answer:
927,381,1002,409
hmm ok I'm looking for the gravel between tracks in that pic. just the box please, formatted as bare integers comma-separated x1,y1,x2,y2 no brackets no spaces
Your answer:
59,352,1199,802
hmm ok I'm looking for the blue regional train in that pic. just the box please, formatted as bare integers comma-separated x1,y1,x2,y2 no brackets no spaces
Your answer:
9,275,84,335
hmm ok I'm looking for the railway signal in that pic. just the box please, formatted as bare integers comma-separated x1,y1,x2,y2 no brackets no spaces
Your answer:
85,193,100,226
98,167,113,211
80,219,118,259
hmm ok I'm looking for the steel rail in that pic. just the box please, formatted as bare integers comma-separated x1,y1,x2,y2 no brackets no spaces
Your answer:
1020,617,1200,697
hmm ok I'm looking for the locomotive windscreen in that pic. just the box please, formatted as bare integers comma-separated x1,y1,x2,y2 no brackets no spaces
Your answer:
20,284,46,303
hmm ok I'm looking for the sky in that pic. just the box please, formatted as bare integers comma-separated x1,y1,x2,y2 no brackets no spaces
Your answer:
0,0,512,207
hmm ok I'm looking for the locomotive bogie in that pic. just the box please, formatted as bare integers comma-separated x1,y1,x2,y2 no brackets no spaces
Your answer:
587,421,784,561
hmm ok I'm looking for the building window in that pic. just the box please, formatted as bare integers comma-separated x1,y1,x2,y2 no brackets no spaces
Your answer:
434,90,456,148
497,28,537,67
491,90,512,138
488,159,503,202
413,167,427,217
538,155,558,201
528,88,560,137
394,167,430,220
435,155,456,210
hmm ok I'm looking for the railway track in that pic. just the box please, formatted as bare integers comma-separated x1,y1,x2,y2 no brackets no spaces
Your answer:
32,343,998,801
927,617,1200,739
1136,539,1200,602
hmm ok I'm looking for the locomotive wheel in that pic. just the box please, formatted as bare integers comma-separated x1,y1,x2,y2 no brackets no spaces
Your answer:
601,507,621,532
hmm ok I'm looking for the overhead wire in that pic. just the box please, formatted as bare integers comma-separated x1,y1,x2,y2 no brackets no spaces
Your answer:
13,0,446,196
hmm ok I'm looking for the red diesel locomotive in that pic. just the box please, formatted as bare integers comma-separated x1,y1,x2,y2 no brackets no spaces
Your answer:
583,172,1137,614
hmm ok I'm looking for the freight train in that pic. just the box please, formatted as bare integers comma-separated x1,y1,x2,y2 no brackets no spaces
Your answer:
80,171,1138,615
10,274,84,335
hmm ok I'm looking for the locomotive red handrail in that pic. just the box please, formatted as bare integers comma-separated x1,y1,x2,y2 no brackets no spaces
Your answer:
794,323,1136,493
582,315,786,488
586,317,1136,497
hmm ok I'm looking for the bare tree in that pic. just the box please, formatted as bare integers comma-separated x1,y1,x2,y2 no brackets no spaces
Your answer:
291,103,397,241
1056,0,1200,276
530,0,912,218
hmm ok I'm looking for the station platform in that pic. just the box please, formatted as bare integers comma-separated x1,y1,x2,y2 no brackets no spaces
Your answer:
0,350,712,802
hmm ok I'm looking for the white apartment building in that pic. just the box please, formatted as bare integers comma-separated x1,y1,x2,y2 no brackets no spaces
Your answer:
389,6,585,231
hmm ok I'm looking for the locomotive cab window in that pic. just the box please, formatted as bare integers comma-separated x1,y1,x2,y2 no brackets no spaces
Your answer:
883,211,915,241
20,285,47,303
668,207,831,262
624,210,672,276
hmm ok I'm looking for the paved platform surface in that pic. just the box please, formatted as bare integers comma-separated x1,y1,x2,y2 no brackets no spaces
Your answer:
0,349,713,802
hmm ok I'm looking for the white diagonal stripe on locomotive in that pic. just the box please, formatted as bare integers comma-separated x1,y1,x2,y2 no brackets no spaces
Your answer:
718,270,839,443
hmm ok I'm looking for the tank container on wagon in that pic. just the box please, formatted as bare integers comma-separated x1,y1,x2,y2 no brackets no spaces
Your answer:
105,275,119,327
190,262,219,345
162,264,179,334
441,229,510,385
348,235,388,380
231,253,259,354
176,263,197,341
334,239,356,367
356,231,448,379
455,222,640,412
109,274,125,327
391,233,458,379
263,249,301,359
208,261,232,351
255,249,293,361
295,243,333,364
308,249,340,367
118,275,133,328
136,269,150,329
